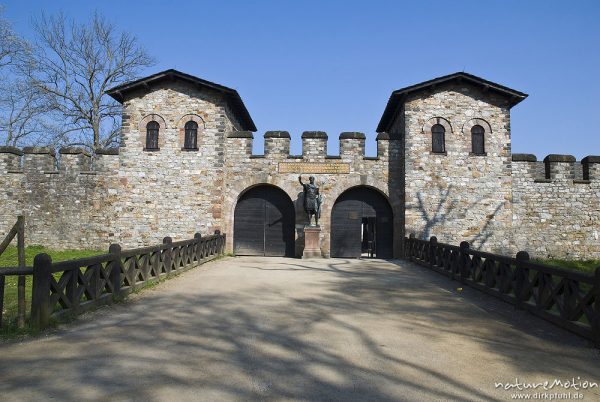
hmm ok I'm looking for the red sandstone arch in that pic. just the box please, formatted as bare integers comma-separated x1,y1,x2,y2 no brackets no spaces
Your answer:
138,114,167,149
462,118,492,135
422,117,453,135
176,114,206,149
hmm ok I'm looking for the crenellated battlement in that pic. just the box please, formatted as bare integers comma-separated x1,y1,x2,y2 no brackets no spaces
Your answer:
225,130,394,160
0,145,121,252
512,153,600,183
0,146,119,175
23,147,56,173
0,146,23,172
582,155,600,180
339,132,365,158
301,131,328,160
59,147,92,172
264,131,291,157
512,153,600,259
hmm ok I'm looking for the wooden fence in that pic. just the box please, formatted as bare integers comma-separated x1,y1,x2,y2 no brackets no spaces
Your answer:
0,216,26,328
1,231,226,330
404,235,600,345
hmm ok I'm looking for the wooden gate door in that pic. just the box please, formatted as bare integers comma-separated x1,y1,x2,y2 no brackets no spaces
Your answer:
331,197,363,258
234,185,295,257
330,187,393,258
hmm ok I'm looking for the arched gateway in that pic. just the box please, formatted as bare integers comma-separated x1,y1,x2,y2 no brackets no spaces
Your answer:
330,187,393,258
234,185,295,257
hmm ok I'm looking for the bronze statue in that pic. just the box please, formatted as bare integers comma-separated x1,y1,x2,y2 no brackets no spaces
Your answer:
298,175,322,226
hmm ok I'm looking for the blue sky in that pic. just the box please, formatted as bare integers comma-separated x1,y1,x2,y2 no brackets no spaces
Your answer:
3,0,599,158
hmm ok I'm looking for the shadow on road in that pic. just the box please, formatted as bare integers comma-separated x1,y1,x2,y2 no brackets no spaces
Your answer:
0,257,598,401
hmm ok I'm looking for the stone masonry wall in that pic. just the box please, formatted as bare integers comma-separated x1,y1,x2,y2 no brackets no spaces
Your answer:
0,146,119,250
115,81,239,247
0,83,401,257
512,154,600,259
221,130,402,257
400,82,514,255
2,77,599,260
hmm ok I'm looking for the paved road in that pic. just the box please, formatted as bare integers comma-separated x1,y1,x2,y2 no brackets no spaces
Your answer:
1,257,598,401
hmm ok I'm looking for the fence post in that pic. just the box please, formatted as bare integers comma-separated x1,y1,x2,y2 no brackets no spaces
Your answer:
214,230,221,256
163,237,173,274
459,241,470,283
31,253,52,330
514,251,530,310
592,267,600,347
429,236,437,268
194,233,202,261
17,215,25,328
407,233,415,259
109,244,122,297
0,275,5,328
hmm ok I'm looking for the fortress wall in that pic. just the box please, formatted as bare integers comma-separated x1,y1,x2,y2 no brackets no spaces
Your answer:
386,109,407,256
0,147,25,242
2,75,598,259
0,146,119,250
115,82,234,247
512,154,600,259
0,84,401,255
222,131,401,257
402,83,514,254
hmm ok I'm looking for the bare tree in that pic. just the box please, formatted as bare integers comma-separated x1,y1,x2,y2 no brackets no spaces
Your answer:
0,79,53,146
0,7,22,71
22,12,154,150
0,8,52,147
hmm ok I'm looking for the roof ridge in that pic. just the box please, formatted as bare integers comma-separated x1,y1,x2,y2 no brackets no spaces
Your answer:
105,69,256,132
376,72,528,133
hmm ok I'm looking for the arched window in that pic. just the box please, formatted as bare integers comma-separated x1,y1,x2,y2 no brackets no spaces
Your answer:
145,121,159,150
431,124,445,153
184,121,198,149
471,125,485,155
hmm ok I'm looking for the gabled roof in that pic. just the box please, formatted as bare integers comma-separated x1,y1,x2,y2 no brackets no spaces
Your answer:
376,72,528,133
106,69,256,131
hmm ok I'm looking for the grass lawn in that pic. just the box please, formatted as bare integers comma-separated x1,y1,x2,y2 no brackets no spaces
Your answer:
0,245,102,267
1,245,102,336
535,259,600,275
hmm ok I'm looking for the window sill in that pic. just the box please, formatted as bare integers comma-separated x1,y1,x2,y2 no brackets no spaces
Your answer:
181,147,199,151
430,151,447,155
143,148,160,152
469,152,487,156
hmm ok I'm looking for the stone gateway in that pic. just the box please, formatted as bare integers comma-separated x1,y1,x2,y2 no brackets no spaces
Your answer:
1,69,599,259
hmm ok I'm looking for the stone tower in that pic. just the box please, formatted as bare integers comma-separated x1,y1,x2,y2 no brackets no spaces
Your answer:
377,72,528,254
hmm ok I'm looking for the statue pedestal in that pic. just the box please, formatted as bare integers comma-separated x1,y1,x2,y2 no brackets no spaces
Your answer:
302,226,322,258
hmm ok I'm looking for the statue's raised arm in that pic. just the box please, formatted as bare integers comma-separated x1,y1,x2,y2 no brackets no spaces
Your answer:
298,175,304,186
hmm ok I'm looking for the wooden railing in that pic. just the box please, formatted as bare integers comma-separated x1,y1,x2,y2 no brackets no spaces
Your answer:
1,231,226,330
0,216,27,328
404,235,600,345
